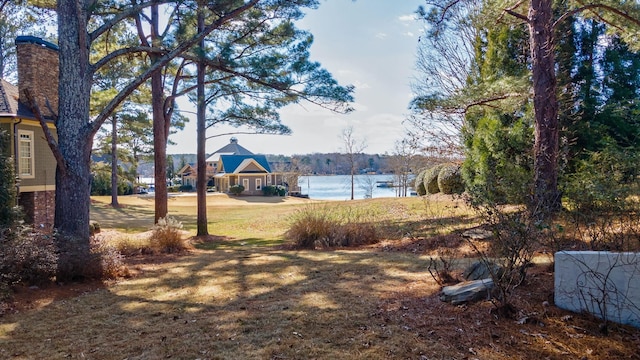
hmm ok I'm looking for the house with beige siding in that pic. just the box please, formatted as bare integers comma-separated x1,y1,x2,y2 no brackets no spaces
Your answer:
0,36,58,229
178,137,292,195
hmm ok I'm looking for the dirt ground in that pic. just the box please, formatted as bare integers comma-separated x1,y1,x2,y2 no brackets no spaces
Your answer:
5,239,640,359
3,195,640,359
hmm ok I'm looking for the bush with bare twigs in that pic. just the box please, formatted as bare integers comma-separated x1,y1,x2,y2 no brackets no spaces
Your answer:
427,247,459,286
88,237,129,279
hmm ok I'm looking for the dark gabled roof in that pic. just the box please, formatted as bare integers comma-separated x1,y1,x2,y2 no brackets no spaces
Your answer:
220,154,271,174
0,78,44,120
211,138,254,156
0,79,20,116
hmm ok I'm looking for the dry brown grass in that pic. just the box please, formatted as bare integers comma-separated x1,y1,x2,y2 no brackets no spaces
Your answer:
1,195,639,359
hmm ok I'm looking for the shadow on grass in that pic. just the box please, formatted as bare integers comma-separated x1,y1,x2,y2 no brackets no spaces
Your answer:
90,202,155,232
191,236,284,250
378,213,480,241
1,246,443,359
3,242,638,359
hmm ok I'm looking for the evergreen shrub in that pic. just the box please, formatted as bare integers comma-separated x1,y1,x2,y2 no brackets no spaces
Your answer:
0,130,21,227
262,185,277,196
438,164,465,194
229,184,244,195
413,168,427,196
424,164,446,194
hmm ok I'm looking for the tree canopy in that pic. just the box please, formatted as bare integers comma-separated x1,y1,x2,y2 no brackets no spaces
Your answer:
19,0,352,279
411,0,640,216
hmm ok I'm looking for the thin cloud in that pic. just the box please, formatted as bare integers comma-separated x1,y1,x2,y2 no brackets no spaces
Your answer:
375,32,388,40
398,14,418,23
354,80,371,90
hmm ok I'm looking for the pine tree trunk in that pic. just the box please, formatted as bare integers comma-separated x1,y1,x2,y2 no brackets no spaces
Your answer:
150,4,168,223
152,70,168,223
529,0,561,217
196,7,208,236
55,0,93,279
111,116,119,207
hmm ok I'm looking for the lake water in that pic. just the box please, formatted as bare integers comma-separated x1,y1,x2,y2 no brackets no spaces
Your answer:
298,174,407,200
140,174,410,200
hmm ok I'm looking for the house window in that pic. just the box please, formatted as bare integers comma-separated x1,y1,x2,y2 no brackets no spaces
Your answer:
242,178,249,190
267,176,271,185
18,130,35,178
256,179,262,190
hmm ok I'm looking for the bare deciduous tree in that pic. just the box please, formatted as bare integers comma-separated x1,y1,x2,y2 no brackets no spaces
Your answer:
341,126,366,200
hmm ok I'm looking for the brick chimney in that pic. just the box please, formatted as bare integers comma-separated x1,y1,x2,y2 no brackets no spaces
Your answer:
15,36,59,119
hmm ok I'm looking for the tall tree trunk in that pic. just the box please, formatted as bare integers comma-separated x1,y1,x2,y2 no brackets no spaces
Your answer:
350,164,355,200
55,0,93,279
152,70,168,223
110,116,119,207
529,0,561,217
196,6,208,236
150,4,168,223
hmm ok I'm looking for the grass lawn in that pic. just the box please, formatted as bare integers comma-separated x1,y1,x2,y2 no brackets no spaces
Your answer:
1,194,638,359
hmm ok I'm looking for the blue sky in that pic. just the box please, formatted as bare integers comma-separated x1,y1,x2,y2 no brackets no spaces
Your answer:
169,0,426,156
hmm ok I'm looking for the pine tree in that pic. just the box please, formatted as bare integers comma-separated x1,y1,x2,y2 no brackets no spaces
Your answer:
462,22,534,204
0,130,20,228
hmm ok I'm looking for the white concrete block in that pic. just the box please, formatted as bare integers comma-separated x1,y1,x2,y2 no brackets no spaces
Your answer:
555,251,640,328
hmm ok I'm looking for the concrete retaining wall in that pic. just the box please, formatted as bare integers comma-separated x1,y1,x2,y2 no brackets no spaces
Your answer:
555,251,640,328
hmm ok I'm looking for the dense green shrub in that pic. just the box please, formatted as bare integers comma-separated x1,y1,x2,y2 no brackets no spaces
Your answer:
277,185,287,196
462,114,533,205
179,184,193,192
438,164,465,194
564,148,638,213
562,147,640,251
413,168,427,196
229,184,244,195
262,185,277,196
150,217,188,253
168,185,180,193
424,164,446,194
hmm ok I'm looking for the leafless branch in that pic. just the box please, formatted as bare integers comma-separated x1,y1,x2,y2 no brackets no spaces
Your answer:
554,3,640,30
22,89,67,174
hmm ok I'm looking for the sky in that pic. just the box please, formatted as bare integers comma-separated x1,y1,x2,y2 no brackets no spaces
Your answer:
168,0,426,156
